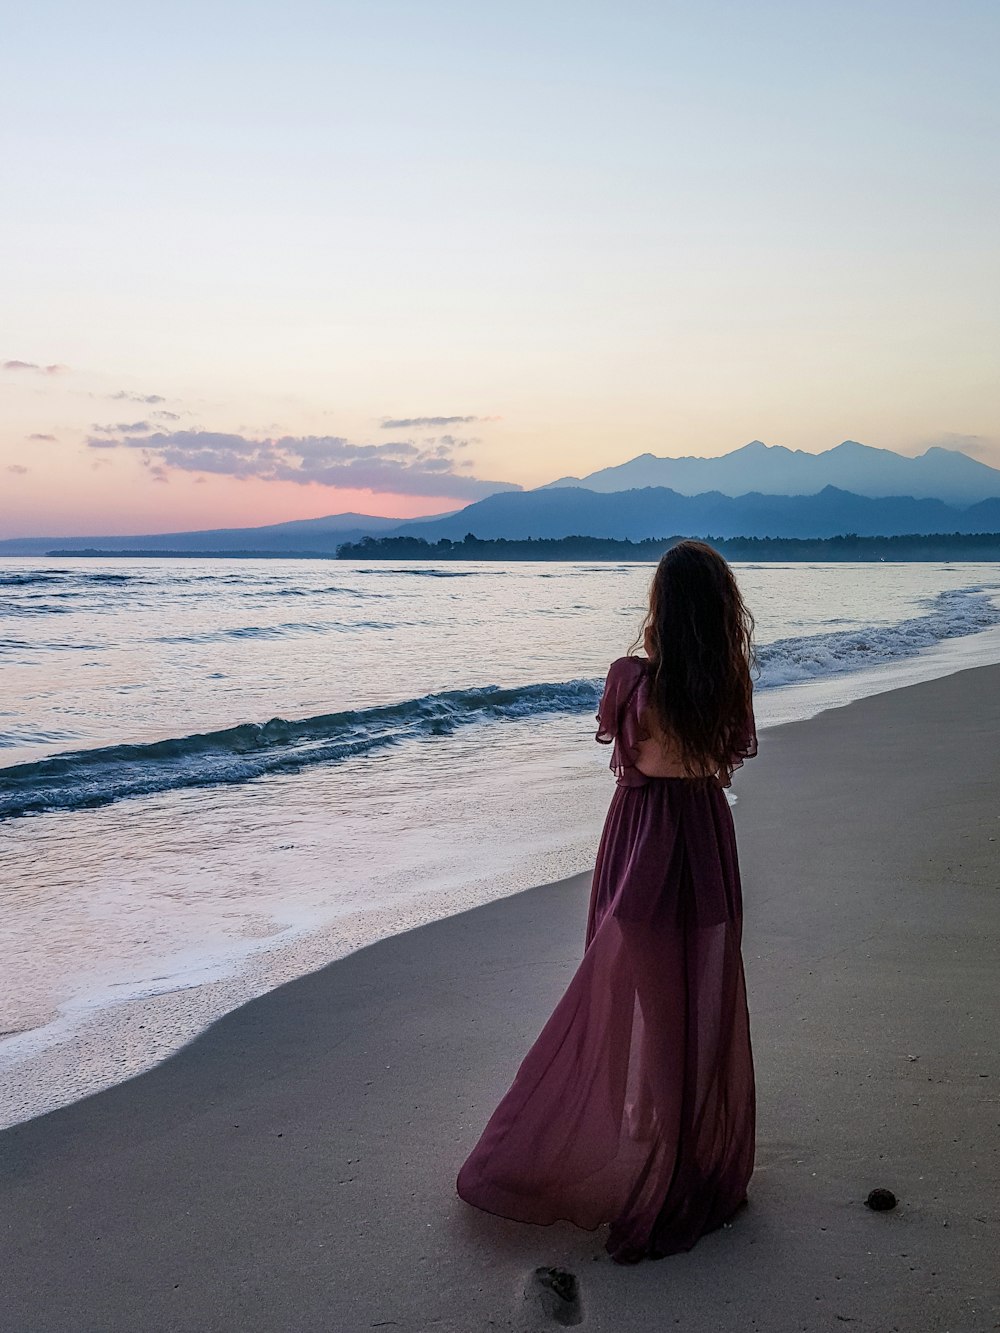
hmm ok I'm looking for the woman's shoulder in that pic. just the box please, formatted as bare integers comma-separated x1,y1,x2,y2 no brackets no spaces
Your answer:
606,654,651,683
597,655,650,749
599,656,651,713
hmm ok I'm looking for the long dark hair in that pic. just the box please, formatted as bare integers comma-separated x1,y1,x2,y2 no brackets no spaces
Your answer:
633,540,755,776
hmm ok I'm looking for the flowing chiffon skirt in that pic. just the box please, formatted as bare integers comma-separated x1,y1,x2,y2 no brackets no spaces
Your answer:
456,776,755,1263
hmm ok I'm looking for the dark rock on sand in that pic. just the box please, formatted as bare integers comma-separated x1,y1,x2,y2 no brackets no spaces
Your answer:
865,1188,898,1211
526,1267,583,1326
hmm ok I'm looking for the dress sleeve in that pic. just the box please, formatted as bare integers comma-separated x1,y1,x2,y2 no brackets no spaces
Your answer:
722,695,758,786
595,656,650,786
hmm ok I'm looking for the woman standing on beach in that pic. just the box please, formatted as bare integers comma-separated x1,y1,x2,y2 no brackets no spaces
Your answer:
457,541,757,1264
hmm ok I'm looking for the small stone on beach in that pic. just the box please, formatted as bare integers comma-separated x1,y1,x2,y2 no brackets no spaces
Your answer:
865,1188,897,1211
526,1267,583,1327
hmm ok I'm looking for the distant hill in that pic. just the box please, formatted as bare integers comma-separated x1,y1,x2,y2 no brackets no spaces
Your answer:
544,440,1000,506
390,485,1000,542
0,510,454,557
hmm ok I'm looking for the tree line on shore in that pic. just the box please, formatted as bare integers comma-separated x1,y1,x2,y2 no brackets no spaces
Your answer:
335,532,1000,562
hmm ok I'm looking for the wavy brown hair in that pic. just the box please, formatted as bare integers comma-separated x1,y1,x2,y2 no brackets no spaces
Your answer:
632,540,756,777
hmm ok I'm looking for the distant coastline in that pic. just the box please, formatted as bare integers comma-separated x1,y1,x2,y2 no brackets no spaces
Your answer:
34,548,335,560
26,531,1000,561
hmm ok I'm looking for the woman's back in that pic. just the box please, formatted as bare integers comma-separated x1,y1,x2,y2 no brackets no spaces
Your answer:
597,653,755,785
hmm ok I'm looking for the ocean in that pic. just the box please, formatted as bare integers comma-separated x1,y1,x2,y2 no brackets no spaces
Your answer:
3,555,1000,1126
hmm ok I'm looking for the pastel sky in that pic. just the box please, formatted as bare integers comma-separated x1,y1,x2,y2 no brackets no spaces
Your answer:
2,0,998,537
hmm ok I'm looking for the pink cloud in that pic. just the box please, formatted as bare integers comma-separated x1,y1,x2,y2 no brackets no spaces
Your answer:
84,428,521,501
3,360,68,375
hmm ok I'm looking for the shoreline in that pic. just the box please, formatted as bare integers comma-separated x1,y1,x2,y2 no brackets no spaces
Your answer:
5,624,1000,1129
3,664,999,1329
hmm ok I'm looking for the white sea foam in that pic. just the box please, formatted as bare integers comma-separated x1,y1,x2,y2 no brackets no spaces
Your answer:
757,584,1000,687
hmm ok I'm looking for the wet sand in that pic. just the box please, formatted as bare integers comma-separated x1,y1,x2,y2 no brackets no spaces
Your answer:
3,666,999,1331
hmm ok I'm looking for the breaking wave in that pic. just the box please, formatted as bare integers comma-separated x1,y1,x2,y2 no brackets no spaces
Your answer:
0,679,601,818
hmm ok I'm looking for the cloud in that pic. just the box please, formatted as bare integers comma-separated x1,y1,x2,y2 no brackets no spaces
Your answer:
381,415,484,429
3,360,67,375
85,428,521,499
7,464,29,475
111,390,166,404
91,420,153,435
153,410,181,422
924,432,999,461
28,432,57,441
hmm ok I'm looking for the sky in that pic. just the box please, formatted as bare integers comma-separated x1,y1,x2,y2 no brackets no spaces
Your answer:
2,0,998,537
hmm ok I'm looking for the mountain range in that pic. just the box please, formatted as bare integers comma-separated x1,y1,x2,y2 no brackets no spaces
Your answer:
545,440,1000,506
4,440,1000,554
387,485,1000,543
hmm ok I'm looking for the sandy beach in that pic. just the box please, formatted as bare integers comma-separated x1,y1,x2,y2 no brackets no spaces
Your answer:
2,665,999,1332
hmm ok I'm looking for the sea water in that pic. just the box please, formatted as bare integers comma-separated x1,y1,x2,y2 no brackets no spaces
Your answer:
3,556,1000,1124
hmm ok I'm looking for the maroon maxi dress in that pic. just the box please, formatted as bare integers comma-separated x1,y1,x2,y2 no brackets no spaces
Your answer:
456,655,757,1263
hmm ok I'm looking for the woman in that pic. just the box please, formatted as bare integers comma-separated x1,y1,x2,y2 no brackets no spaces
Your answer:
456,541,757,1263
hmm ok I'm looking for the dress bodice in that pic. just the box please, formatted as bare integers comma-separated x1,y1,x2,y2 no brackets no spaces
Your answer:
595,655,756,787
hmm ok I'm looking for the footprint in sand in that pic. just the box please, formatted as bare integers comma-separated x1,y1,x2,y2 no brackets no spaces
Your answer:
524,1267,583,1326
